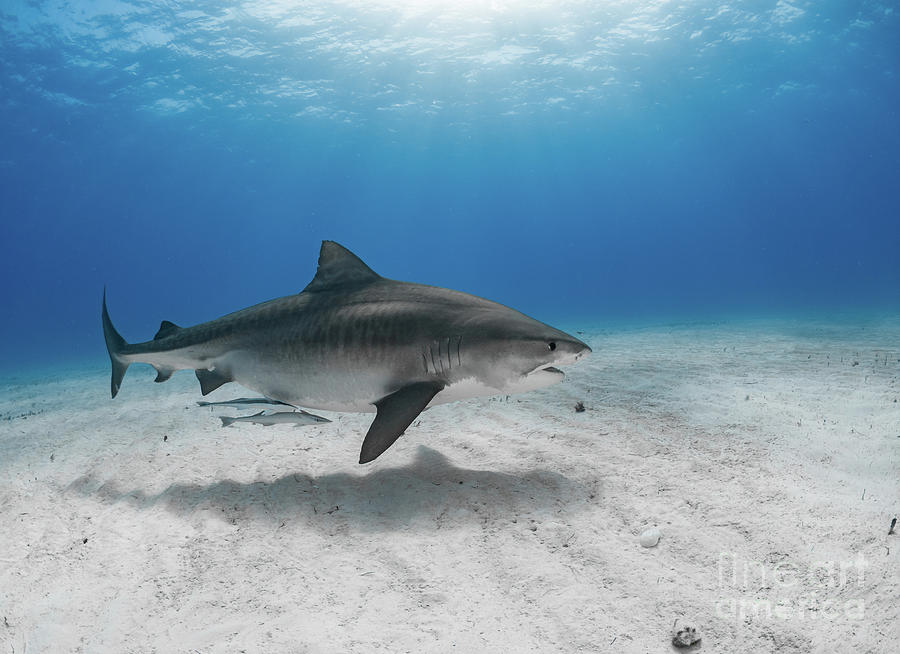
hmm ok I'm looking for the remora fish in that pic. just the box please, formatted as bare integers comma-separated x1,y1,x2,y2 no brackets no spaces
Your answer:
219,410,331,428
198,397,295,410
102,240,591,463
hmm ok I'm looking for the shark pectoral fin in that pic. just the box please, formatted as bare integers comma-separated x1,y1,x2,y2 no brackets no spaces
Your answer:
359,381,444,464
196,368,233,395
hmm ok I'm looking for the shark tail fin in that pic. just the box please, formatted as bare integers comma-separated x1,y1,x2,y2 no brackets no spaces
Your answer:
219,415,236,427
102,288,131,399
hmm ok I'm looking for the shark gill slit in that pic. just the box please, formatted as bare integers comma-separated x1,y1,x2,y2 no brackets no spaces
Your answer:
446,336,452,370
430,346,437,375
422,351,429,374
456,335,462,366
438,339,444,373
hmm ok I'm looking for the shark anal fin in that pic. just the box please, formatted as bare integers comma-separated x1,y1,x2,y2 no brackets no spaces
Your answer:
153,366,176,383
196,368,233,395
360,381,444,464
154,320,182,340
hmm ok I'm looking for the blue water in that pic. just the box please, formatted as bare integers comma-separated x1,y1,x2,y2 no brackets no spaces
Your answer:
1,1,898,374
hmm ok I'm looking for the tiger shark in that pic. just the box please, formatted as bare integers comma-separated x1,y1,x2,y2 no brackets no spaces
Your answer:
102,240,591,463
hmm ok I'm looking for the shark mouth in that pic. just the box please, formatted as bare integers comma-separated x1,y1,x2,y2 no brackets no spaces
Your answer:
526,365,565,379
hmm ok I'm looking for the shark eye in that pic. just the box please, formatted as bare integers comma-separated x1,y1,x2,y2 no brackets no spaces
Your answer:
548,342,557,351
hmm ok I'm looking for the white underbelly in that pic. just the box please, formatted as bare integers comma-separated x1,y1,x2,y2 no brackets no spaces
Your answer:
216,351,564,414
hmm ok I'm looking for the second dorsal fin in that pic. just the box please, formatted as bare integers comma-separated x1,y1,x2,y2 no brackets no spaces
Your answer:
154,320,181,340
302,241,381,293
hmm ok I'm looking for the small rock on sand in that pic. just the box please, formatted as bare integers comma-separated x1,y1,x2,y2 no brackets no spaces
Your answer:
671,626,701,648
640,527,662,548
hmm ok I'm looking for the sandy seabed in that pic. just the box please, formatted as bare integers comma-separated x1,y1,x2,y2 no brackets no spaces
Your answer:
1,319,897,653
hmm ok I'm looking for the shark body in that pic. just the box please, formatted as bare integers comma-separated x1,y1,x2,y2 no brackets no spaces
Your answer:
103,241,591,463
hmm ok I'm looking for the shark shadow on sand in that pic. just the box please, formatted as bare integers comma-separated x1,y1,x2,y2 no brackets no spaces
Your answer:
68,446,594,531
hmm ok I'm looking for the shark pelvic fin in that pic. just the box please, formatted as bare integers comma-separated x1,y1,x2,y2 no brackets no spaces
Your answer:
102,288,131,399
154,320,182,340
359,381,444,464
196,368,233,395
303,241,381,293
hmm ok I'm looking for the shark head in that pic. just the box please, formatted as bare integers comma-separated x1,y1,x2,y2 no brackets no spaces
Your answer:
454,306,592,394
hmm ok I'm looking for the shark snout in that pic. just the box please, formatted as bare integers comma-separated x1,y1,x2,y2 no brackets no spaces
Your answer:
545,333,591,367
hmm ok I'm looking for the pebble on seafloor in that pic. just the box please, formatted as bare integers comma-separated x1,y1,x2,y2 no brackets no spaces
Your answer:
640,527,662,548
671,626,701,648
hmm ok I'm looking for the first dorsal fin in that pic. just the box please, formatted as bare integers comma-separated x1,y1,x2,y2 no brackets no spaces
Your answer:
154,320,181,340
302,241,381,293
